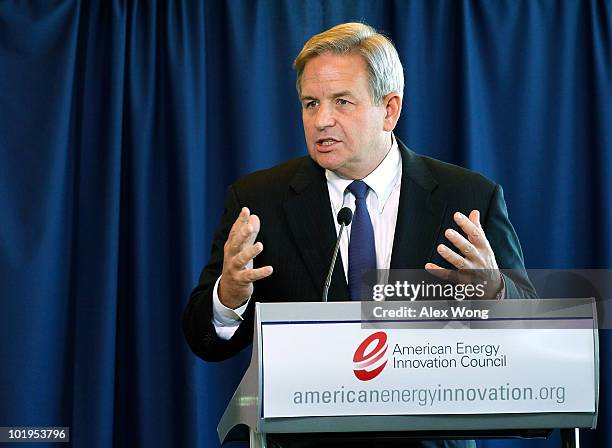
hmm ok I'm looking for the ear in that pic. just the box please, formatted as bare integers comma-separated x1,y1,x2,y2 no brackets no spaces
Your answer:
382,92,402,132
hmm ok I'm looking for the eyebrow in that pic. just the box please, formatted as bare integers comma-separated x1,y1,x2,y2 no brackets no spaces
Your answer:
331,91,354,99
300,91,355,102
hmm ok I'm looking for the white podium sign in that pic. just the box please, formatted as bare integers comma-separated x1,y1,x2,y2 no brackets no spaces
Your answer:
261,323,595,418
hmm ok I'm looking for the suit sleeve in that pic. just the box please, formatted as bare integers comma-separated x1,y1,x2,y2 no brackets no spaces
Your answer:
483,184,537,299
182,186,257,362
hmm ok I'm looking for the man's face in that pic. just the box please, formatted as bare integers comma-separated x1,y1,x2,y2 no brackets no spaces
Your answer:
299,53,390,179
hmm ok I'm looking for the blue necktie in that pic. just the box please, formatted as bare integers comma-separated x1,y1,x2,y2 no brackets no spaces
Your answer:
347,180,376,300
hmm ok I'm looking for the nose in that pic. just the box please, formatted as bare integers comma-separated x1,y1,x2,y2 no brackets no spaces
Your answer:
314,103,335,130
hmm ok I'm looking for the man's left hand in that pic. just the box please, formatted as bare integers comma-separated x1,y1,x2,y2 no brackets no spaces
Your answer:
425,210,503,299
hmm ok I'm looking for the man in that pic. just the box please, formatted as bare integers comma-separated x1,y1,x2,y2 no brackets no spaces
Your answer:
183,22,535,448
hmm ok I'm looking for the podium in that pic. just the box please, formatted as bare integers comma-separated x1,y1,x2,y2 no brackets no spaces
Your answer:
218,299,599,447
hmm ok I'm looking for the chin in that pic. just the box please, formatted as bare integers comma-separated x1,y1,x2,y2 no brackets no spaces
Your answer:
311,154,343,171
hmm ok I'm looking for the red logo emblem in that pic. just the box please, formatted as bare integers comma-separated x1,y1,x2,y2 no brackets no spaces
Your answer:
353,331,388,381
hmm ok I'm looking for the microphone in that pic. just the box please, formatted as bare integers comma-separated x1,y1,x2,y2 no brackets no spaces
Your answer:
322,207,353,302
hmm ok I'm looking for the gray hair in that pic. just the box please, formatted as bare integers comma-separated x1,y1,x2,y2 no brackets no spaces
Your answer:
293,22,404,105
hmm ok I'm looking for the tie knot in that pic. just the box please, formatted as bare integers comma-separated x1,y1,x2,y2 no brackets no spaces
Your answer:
347,180,369,199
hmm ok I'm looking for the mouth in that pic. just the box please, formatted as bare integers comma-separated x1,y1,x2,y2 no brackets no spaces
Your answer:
315,138,341,152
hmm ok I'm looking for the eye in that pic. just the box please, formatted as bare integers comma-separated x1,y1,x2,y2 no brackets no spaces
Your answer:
336,98,351,106
304,100,318,109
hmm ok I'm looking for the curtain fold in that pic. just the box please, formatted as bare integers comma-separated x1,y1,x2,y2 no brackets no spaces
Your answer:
0,1,609,447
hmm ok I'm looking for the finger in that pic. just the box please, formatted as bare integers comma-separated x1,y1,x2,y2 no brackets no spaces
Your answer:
427,263,483,291
236,265,274,284
425,263,452,281
233,241,264,269
469,209,482,229
454,212,486,247
227,208,250,243
425,263,464,285
240,206,250,221
233,214,261,254
227,212,260,254
235,207,250,226
444,228,478,260
467,210,492,252
437,244,469,269
243,215,261,244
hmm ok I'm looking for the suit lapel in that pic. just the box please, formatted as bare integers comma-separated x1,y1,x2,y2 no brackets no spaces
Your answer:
391,143,447,269
283,159,350,300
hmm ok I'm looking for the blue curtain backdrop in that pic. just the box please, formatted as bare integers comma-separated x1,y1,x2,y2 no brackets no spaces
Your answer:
0,1,610,447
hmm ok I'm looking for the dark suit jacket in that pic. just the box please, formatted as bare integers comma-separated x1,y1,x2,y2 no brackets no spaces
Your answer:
183,142,535,362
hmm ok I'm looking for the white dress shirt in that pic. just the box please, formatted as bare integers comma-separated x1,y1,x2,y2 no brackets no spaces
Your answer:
212,135,402,340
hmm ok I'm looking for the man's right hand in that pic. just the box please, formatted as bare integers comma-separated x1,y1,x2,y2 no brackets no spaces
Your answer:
218,207,273,309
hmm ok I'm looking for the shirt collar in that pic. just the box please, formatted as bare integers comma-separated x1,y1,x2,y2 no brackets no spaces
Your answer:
325,133,401,214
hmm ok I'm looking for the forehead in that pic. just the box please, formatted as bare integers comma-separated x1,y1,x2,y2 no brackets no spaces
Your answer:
300,52,370,96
